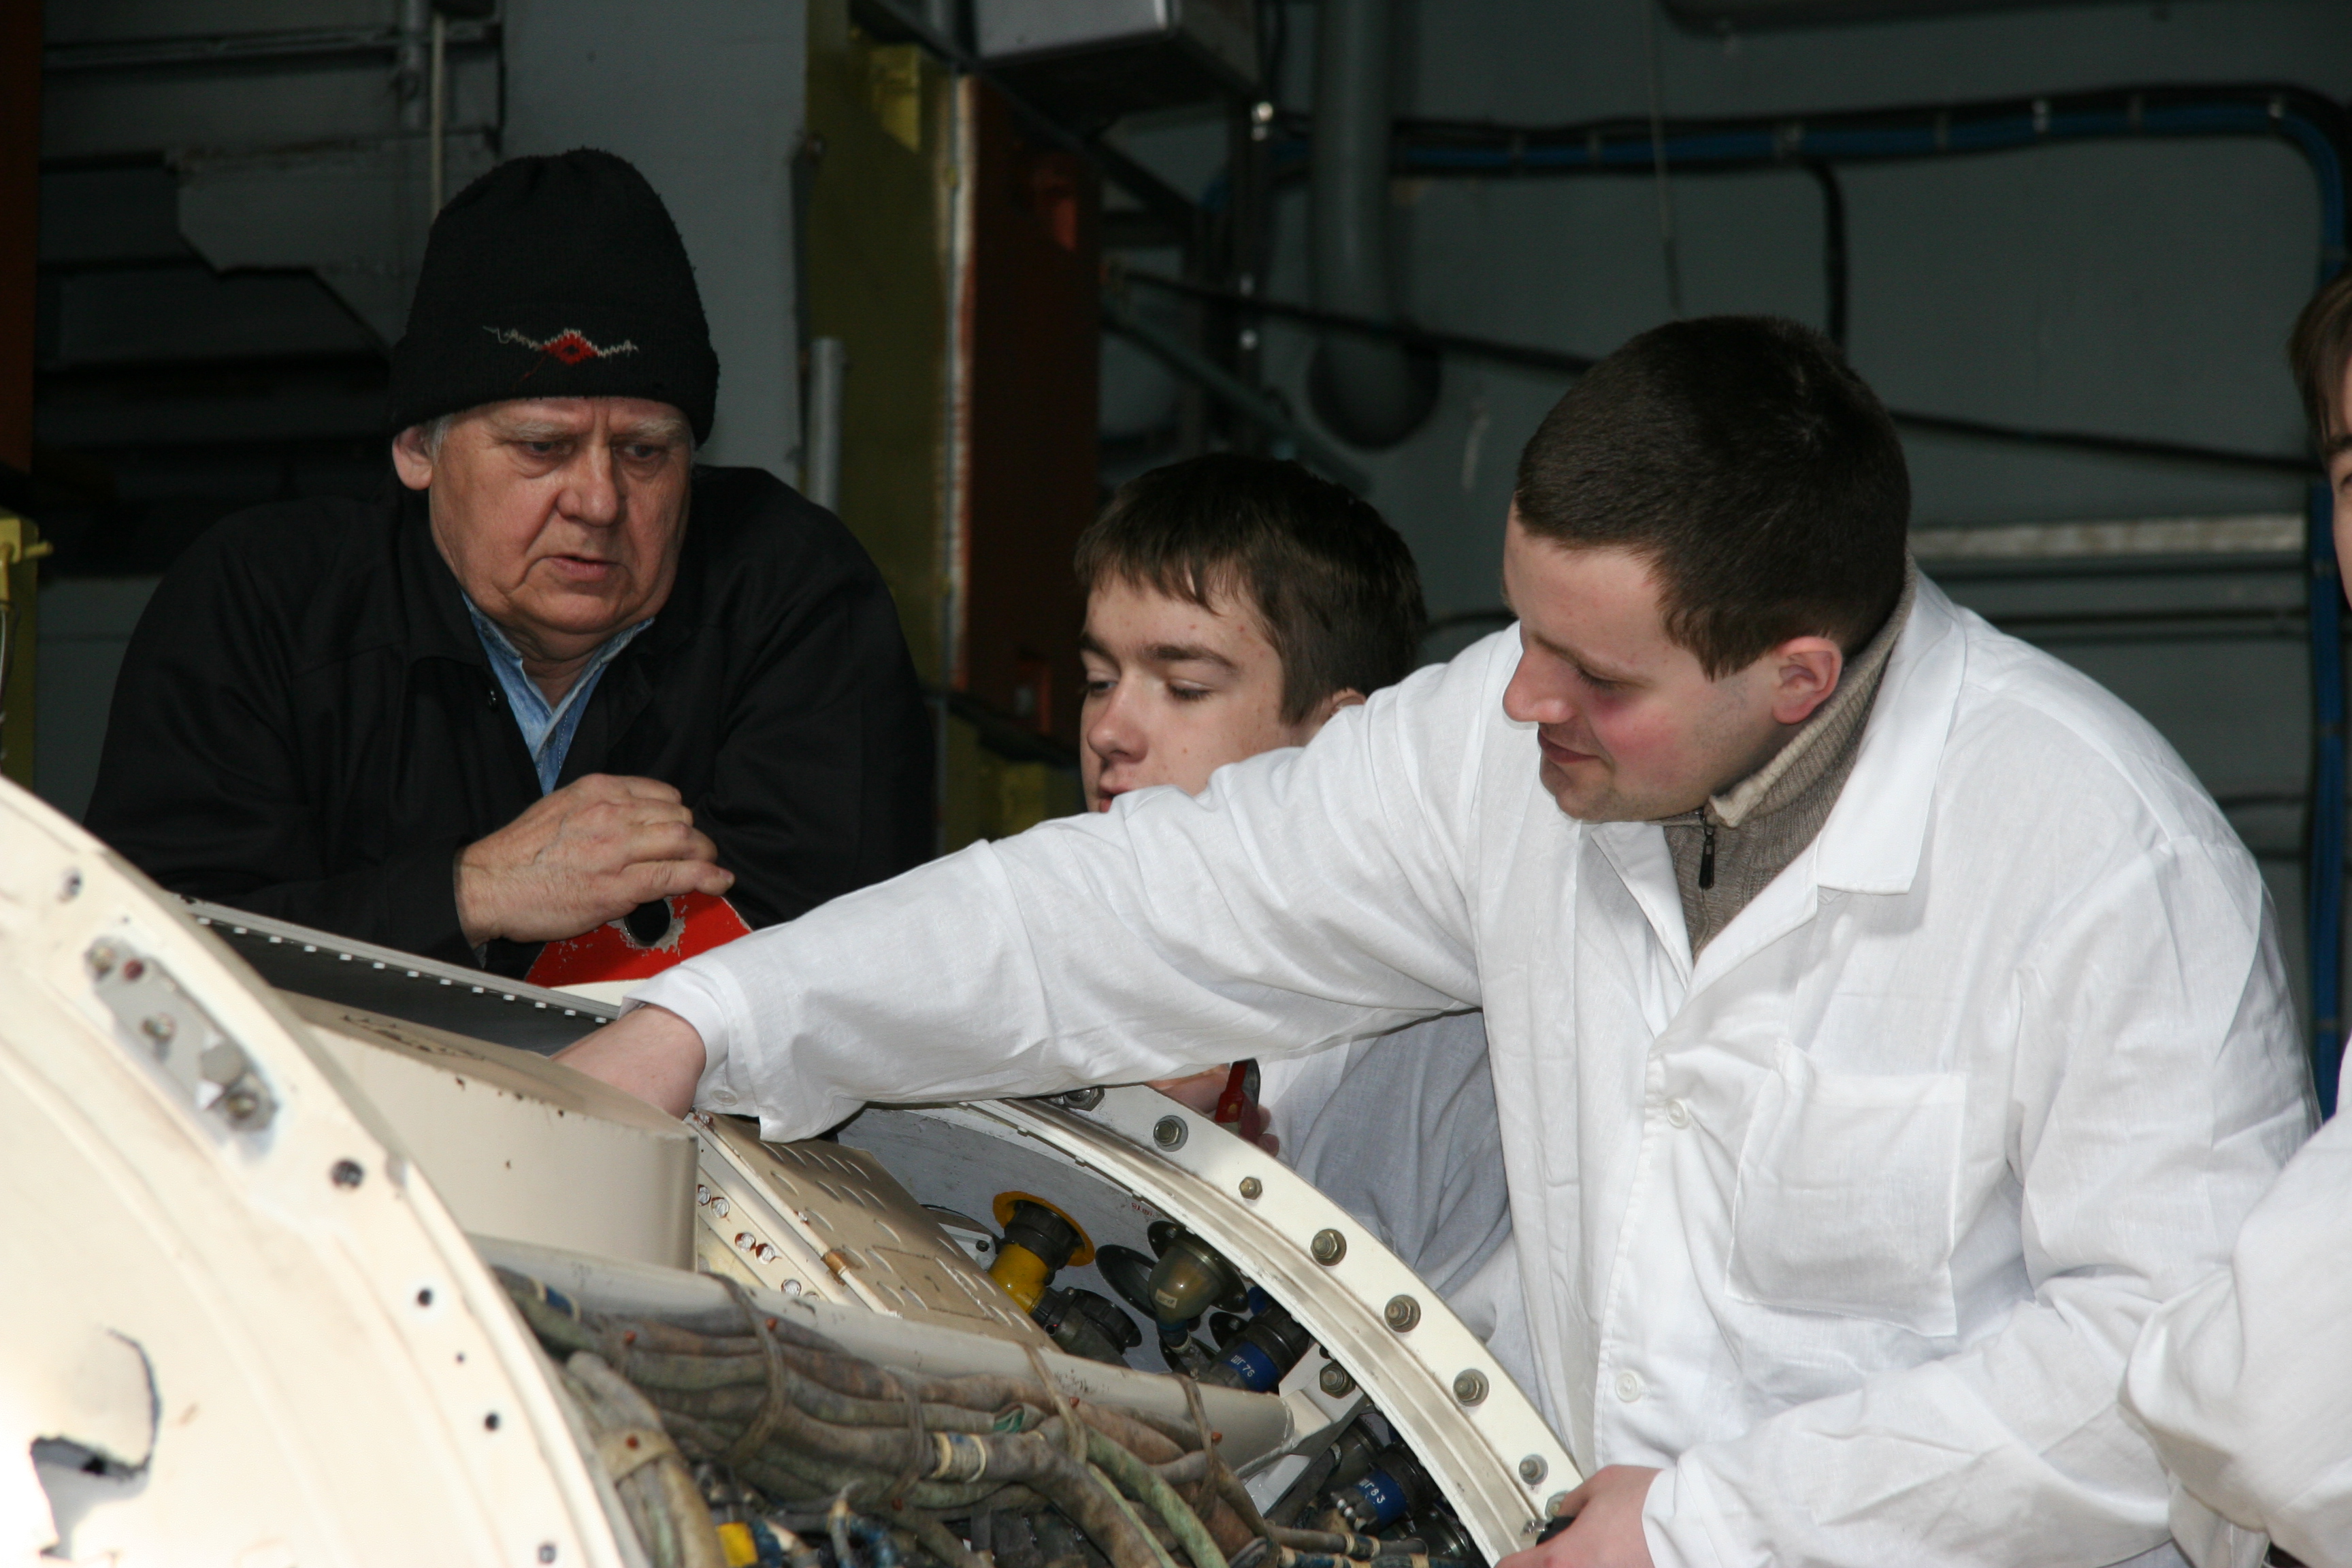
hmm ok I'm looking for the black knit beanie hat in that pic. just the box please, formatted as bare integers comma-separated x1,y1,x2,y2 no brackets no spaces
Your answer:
387,149,719,442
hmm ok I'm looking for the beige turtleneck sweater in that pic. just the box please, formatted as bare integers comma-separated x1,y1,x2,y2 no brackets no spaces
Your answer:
1659,560,1918,956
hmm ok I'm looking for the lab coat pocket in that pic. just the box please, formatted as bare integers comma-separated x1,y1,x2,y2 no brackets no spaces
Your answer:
1726,1043,1965,1338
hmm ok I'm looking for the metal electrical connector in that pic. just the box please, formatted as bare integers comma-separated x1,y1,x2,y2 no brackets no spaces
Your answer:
987,1192,1094,1311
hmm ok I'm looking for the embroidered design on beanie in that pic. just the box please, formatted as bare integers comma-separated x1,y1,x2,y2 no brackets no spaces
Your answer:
483,325,642,364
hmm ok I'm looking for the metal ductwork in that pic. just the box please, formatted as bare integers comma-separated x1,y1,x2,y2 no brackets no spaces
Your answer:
1307,0,1437,451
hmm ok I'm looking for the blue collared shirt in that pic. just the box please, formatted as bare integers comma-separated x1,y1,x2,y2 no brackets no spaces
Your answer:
464,597,652,794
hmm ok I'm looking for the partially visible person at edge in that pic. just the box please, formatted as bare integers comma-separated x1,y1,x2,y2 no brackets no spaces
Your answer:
84,150,933,977
2121,270,2352,1568
558,316,2307,1568
1075,453,1526,1386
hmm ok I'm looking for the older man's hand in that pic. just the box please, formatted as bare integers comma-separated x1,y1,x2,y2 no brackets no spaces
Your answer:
1497,1468,1658,1568
457,773,734,945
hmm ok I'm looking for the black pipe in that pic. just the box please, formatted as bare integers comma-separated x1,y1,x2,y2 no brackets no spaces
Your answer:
1117,267,2317,477
1801,160,1848,350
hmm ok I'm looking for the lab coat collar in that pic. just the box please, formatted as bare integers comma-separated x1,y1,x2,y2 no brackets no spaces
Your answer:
1808,573,1967,896
1588,575,1967,986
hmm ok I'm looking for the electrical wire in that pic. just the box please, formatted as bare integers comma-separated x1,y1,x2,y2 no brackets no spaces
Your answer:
502,1271,1258,1568
1113,267,2315,478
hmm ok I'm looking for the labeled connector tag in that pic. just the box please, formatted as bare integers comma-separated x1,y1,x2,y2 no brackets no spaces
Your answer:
86,938,277,1134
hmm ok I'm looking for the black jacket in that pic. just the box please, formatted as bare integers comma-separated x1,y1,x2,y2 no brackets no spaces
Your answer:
86,468,934,973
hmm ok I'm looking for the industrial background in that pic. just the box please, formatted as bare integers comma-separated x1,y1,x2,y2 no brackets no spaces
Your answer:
2,0,2347,1104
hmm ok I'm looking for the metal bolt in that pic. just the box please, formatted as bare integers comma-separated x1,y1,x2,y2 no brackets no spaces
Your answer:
59,870,81,901
1053,1087,1105,1111
140,1013,176,1045
1384,1294,1420,1333
1238,1176,1262,1200
1311,1228,1346,1265
331,1159,365,1189
86,942,118,978
1518,1455,1548,1485
1543,1492,1570,1520
539,1546,559,1564
1452,1369,1488,1406
1318,1361,1356,1397
710,1196,729,1218
222,1090,261,1123
696,1184,710,1205
1153,1116,1189,1150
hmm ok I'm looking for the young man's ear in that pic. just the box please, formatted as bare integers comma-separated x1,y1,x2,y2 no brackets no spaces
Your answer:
390,426,436,491
1305,688,1368,731
1767,638,1844,728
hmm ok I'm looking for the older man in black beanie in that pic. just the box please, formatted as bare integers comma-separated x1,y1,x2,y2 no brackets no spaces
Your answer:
86,150,934,975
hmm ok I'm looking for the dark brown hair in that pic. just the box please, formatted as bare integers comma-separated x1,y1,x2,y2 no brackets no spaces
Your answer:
2290,270,2352,444
1514,314,1909,677
1075,454,1427,723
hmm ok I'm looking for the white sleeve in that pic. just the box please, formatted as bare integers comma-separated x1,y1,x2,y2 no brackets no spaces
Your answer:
2124,1110,2352,1568
630,642,1502,1143
1643,838,2311,1568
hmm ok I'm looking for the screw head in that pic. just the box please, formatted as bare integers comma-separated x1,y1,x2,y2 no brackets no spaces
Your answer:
1384,1294,1421,1332
539,1546,559,1564
140,1013,176,1044
1238,1176,1262,1200
1518,1455,1548,1484
1318,1361,1356,1397
1152,1115,1189,1150
86,942,118,978
330,1159,365,1189
1543,1492,1570,1520
1054,1087,1105,1111
1310,1228,1346,1265
1452,1369,1488,1406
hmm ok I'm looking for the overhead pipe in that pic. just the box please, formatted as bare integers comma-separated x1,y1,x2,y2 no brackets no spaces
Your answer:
1307,0,1435,451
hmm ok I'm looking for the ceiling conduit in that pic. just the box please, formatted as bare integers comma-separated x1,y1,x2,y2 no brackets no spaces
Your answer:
1307,0,1437,451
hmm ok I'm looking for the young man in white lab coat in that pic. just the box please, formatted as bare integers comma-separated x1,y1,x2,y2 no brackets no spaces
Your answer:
2119,274,2352,1568
561,316,2308,1568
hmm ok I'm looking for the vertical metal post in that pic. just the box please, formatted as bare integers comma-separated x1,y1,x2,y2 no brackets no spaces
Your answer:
2308,478,2344,1117
429,10,448,213
803,337,849,512
396,0,431,132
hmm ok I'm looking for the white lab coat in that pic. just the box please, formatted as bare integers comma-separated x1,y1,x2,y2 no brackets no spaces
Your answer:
640,578,2309,1568
2124,1106,2352,1568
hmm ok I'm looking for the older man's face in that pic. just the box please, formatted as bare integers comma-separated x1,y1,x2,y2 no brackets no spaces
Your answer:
393,396,693,662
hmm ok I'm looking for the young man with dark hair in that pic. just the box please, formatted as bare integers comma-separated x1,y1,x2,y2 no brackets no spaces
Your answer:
1074,454,1521,1373
564,316,2304,1568
2120,275,2352,1568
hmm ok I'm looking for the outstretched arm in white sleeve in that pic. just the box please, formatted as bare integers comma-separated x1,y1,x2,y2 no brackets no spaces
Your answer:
561,647,1503,1143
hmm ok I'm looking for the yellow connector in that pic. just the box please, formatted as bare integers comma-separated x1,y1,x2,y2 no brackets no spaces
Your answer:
717,1520,760,1567
987,1191,1093,1312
